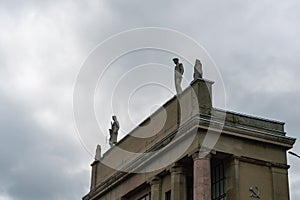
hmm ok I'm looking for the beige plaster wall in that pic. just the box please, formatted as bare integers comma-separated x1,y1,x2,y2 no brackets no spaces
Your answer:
239,161,273,200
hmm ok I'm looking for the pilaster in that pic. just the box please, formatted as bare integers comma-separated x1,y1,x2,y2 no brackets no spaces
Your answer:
150,176,162,200
170,165,187,200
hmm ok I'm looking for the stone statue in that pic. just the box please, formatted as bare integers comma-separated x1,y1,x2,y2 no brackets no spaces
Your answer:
109,115,119,147
173,58,184,94
95,144,101,161
193,59,203,80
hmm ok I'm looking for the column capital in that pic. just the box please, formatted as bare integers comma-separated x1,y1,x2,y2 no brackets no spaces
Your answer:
169,163,187,175
170,166,186,174
148,176,161,186
192,151,212,161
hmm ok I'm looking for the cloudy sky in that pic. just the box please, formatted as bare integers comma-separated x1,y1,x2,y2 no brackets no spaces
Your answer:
1,0,300,199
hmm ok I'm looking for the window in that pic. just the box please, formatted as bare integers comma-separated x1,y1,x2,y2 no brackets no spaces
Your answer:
138,194,149,200
165,190,171,200
211,159,226,200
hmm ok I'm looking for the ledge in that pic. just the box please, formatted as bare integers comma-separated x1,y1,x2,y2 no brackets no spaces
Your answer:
83,113,296,200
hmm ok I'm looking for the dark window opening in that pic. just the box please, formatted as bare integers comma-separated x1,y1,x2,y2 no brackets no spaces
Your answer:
165,190,171,200
211,159,226,200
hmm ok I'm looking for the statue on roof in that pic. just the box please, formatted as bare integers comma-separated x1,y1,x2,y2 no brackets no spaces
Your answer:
109,115,119,147
193,59,203,80
95,144,101,161
173,58,184,94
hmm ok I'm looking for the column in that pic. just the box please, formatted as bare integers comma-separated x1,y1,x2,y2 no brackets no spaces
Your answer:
150,176,162,200
170,165,187,200
193,153,211,200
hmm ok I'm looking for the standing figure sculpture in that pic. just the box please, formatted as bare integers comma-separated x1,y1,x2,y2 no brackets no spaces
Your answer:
193,59,203,80
95,144,102,161
173,58,184,94
109,115,119,147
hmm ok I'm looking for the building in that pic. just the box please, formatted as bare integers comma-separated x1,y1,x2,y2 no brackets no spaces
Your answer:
83,78,296,200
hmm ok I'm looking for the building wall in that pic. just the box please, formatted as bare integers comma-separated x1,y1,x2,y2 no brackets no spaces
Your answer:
239,161,273,200
84,79,295,200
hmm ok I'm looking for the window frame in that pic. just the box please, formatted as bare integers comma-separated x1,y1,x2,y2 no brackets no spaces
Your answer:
138,193,150,200
211,159,226,200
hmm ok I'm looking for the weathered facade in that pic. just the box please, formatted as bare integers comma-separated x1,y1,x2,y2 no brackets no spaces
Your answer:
83,78,295,200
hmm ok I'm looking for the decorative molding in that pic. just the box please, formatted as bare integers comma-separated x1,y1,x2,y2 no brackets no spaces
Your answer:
235,156,290,169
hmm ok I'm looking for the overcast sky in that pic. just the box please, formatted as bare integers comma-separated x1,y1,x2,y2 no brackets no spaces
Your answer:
1,0,300,199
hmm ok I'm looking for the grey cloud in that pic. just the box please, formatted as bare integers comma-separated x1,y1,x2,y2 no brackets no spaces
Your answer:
0,93,90,199
1,0,300,199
